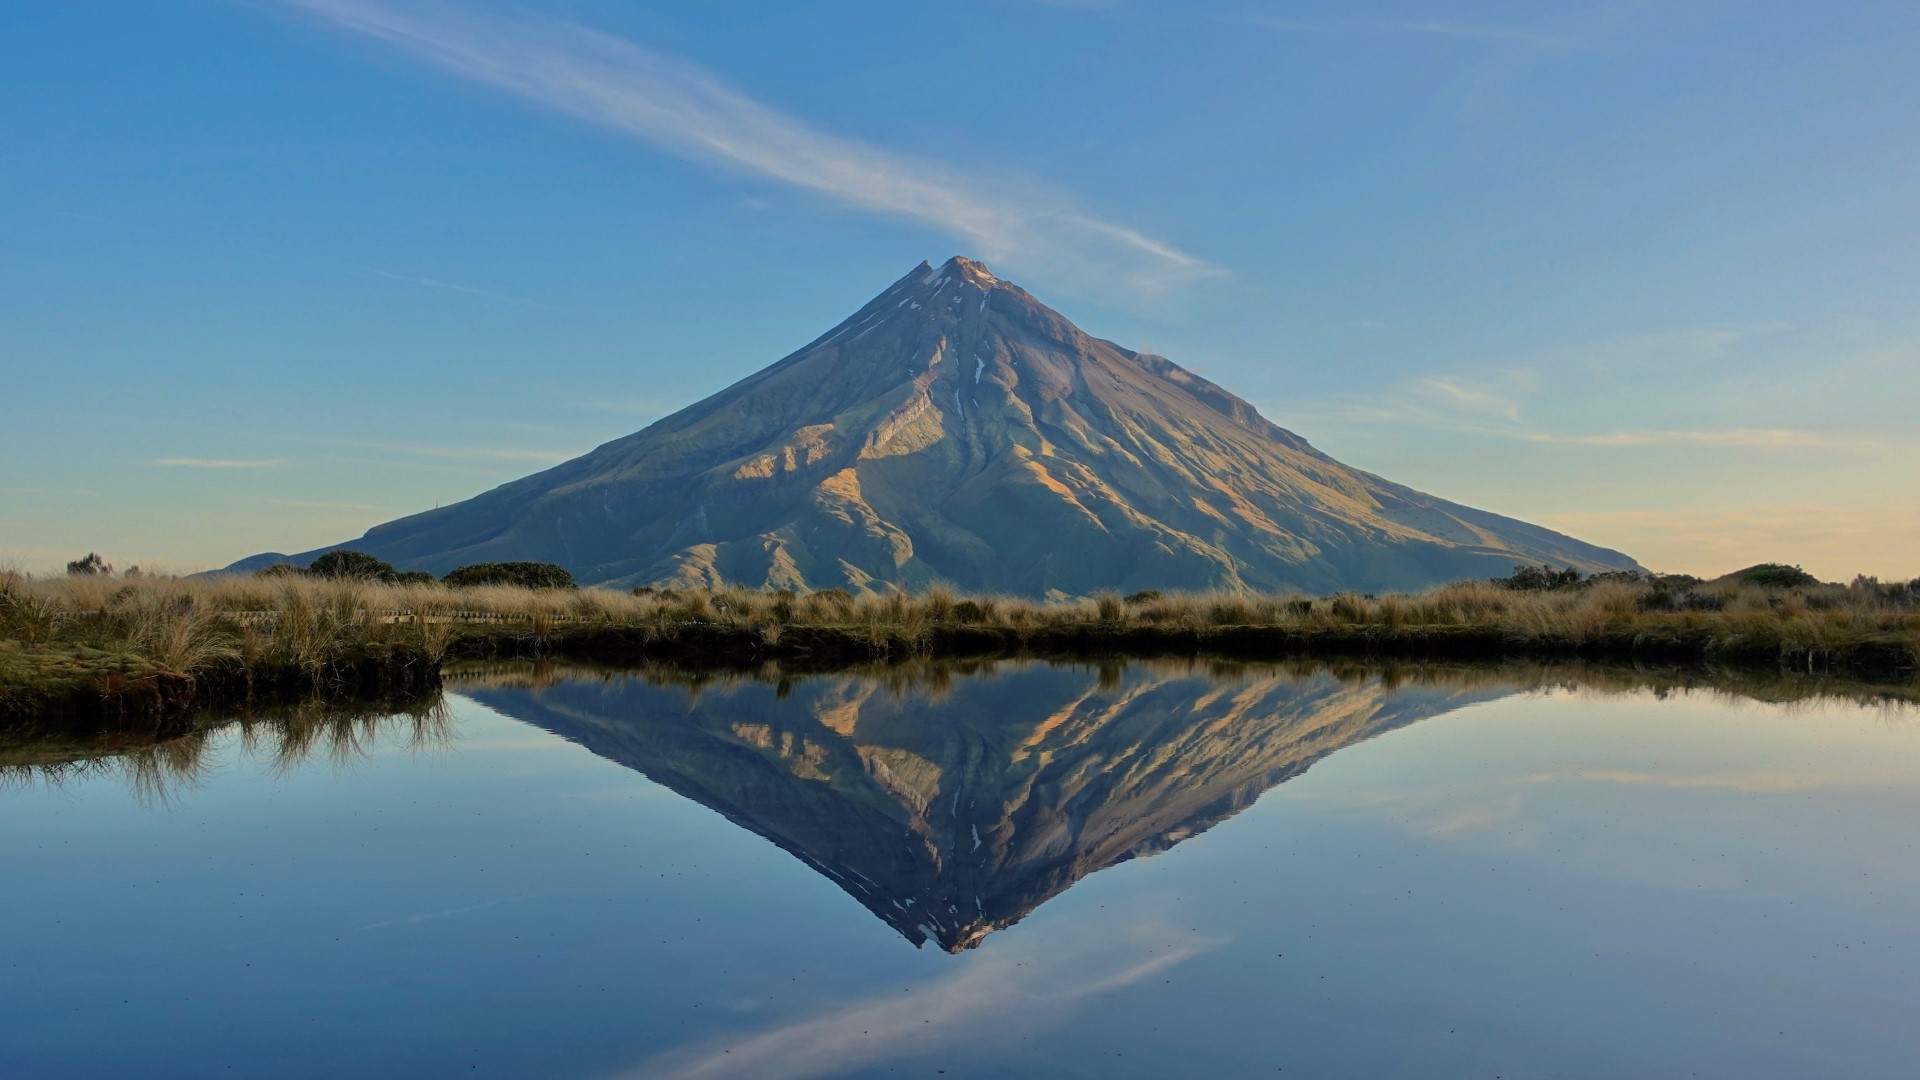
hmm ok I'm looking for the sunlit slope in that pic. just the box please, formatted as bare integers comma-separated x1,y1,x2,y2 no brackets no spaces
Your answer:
237,257,1637,594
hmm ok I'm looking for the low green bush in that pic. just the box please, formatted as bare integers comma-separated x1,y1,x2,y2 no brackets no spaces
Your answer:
1728,563,1820,588
65,553,112,576
1493,564,1588,591
442,562,576,589
309,550,398,582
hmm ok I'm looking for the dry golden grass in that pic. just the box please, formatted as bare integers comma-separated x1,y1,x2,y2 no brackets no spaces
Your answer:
3,567,1916,713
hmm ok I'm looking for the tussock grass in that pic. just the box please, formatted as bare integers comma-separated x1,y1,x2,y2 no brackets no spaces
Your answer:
3,567,1916,727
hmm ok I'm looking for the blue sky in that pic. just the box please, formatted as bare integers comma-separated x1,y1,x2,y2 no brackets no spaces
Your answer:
3,0,1915,580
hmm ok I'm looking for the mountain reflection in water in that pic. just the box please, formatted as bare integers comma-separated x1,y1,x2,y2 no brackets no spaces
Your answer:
4,659,1916,1078
450,659,1510,951
8,658,1907,959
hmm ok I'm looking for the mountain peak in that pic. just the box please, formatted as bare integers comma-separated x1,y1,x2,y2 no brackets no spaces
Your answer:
906,255,1002,294
941,254,999,285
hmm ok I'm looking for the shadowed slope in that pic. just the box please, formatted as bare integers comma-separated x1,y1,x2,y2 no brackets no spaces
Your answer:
235,257,1636,594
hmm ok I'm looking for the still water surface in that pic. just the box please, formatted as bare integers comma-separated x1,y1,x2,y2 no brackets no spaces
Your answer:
3,660,1917,1078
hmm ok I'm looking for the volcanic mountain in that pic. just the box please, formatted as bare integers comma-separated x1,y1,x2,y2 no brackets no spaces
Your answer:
236,257,1636,594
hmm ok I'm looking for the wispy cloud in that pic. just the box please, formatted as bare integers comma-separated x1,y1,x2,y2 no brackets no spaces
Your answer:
349,893,539,933
328,437,574,464
1247,15,1580,51
566,396,672,418
620,923,1218,1080
275,0,1222,295
1291,368,1885,453
370,269,546,307
1424,790,1528,837
1550,769,1872,794
1415,375,1525,423
268,497,398,512
1284,370,1536,436
1344,765,1891,846
1519,428,1883,450
150,457,286,469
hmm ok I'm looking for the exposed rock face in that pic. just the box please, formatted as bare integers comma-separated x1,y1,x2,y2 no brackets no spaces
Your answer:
458,660,1510,952
236,256,1637,594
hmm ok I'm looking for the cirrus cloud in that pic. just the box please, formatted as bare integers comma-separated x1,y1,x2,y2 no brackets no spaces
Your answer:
149,457,286,469
273,0,1223,297
1246,15,1581,51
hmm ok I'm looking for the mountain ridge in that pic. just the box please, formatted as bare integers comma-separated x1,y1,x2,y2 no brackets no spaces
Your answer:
231,256,1637,595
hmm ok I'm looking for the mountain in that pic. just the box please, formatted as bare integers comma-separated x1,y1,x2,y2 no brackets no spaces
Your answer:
233,256,1637,595
455,659,1510,951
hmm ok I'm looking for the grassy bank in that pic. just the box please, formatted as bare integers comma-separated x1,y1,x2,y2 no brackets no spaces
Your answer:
3,569,1916,729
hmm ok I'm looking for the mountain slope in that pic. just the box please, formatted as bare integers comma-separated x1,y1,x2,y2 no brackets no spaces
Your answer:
235,256,1637,594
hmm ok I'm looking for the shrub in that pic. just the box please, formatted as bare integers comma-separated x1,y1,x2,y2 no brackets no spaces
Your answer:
1493,564,1587,591
951,600,986,623
256,563,304,578
1639,587,1726,613
1206,596,1259,625
1728,563,1819,588
66,553,113,577
1327,593,1370,621
1848,575,1920,608
1124,589,1163,606
308,550,398,582
393,571,437,585
443,562,576,590
676,591,718,622
922,586,957,622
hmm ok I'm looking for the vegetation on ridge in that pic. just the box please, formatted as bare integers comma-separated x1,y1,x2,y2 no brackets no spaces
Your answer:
441,562,577,590
261,550,572,589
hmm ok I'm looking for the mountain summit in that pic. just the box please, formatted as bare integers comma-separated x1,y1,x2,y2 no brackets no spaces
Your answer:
237,257,1636,593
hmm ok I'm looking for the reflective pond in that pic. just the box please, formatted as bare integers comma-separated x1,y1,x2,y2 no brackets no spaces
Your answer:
3,660,1918,1078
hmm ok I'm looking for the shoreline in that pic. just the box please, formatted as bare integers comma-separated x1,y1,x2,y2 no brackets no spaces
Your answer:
6,570,1914,735
6,615,1915,736
0,641,443,738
